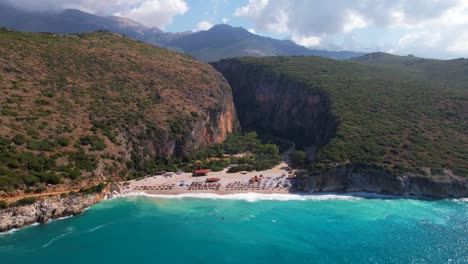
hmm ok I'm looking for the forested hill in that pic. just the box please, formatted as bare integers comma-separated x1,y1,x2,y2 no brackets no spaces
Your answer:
352,52,468,89
214,56,468,178
0,29,235,194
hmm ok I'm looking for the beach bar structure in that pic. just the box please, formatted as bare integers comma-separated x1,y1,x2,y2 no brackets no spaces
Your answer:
249,176,262,183
193,169,209,176
206,178,221,183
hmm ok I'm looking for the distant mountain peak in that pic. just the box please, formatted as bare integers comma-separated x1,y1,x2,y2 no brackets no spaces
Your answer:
0,4,366,61
107,15,148,29
209,24,251,34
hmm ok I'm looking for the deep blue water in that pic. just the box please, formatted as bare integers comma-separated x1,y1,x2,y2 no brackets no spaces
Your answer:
1,194,467,264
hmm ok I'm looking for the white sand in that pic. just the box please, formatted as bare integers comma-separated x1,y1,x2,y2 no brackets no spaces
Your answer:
121,161,297,195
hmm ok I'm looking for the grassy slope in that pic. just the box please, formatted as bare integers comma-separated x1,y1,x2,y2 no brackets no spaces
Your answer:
0,29,231,193
235,56,468,177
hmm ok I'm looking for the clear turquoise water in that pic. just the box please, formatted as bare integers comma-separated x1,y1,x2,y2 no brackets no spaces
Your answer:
1,194,467,264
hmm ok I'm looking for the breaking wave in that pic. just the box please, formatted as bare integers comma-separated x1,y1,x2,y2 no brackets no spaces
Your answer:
115,191,405,202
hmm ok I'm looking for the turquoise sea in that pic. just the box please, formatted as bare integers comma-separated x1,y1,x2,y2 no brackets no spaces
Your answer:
0,193,467,264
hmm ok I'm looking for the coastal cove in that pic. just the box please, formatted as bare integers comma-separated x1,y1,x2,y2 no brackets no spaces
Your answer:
1,195,467,264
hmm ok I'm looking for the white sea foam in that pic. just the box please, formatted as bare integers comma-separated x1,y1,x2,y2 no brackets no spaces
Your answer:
87,224,107,233
0,228,18,236
451,197,468,202
0,222,39,235
55,215,73,221
41,230,72,248
114,191,404,202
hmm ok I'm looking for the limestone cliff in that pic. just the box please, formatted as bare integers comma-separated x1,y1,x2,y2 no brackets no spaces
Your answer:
213,59,337,146
213,58,467,198
0,191,106,232
296,168,468,198
0,30,237,191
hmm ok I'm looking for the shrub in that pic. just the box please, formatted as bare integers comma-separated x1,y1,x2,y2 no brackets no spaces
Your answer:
11,134,26,145
10,197,37,207
69,149,97,171
57,137,71,147
79,135,106,151
80,182,106,195
209,165,224,172
227,164,255,173
290,151,307,169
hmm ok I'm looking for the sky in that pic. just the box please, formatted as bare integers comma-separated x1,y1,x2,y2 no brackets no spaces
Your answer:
1,0,468,59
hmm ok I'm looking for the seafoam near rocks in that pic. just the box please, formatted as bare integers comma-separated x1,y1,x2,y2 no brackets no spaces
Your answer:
0,193,102,233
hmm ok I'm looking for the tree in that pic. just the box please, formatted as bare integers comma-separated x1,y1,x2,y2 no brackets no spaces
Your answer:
290,151,307,169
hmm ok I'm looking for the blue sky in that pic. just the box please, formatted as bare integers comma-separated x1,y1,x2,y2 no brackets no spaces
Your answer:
2,0,468,59
165,1,256,32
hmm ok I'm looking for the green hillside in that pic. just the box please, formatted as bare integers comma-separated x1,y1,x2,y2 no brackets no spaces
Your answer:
0,29,235,194
352,52,468,90
233,56,468,177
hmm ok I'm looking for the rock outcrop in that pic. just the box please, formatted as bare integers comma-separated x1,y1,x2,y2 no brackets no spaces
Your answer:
213,59,337,146
296,167,468,198
0,192,107,232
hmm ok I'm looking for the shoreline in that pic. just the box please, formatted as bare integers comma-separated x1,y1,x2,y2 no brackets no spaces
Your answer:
2,189,467,234
1,158,467,233
0,189,107,234
114,190,405,200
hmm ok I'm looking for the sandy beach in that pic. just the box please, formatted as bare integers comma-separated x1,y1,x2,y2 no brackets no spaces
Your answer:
120,160,298,196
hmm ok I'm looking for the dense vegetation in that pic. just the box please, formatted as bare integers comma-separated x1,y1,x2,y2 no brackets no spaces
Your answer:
0,29,234,194
232,56,467,177
126,132,280,176
352,52,468,90
3,197,37,208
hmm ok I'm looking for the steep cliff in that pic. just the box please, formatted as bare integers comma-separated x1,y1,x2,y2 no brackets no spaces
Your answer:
296,168,468,198
213,57,467,198
213,59,337,147
0,29,236,194
0,190,107,232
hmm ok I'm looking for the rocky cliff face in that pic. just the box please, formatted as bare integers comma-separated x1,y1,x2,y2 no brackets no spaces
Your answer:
0,192,106,232
130,72,237,159
213,59,337,146
213,59,467,198
0,30,237,188
296,167,468,198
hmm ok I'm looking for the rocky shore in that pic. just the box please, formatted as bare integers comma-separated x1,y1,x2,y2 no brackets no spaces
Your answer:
0,187,111,233
1,171,466,233
296,168,468,198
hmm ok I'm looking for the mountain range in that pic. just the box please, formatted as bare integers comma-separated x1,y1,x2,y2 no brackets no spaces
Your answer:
0,4,365,61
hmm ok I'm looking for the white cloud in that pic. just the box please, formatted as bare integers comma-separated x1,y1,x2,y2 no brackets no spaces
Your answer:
247,28,256,34
391,1,468,58
234,0,468,58
115,0,188,29
1,0,189,29
448,31,468,53
343,11,368,33
194,20,214,31
222,17,229,24
291,35,321,47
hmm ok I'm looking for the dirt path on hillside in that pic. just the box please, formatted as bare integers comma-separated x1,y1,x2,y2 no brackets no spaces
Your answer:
2,190,82,202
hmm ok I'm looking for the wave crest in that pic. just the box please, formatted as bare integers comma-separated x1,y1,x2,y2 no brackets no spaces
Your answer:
114,192,399,202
